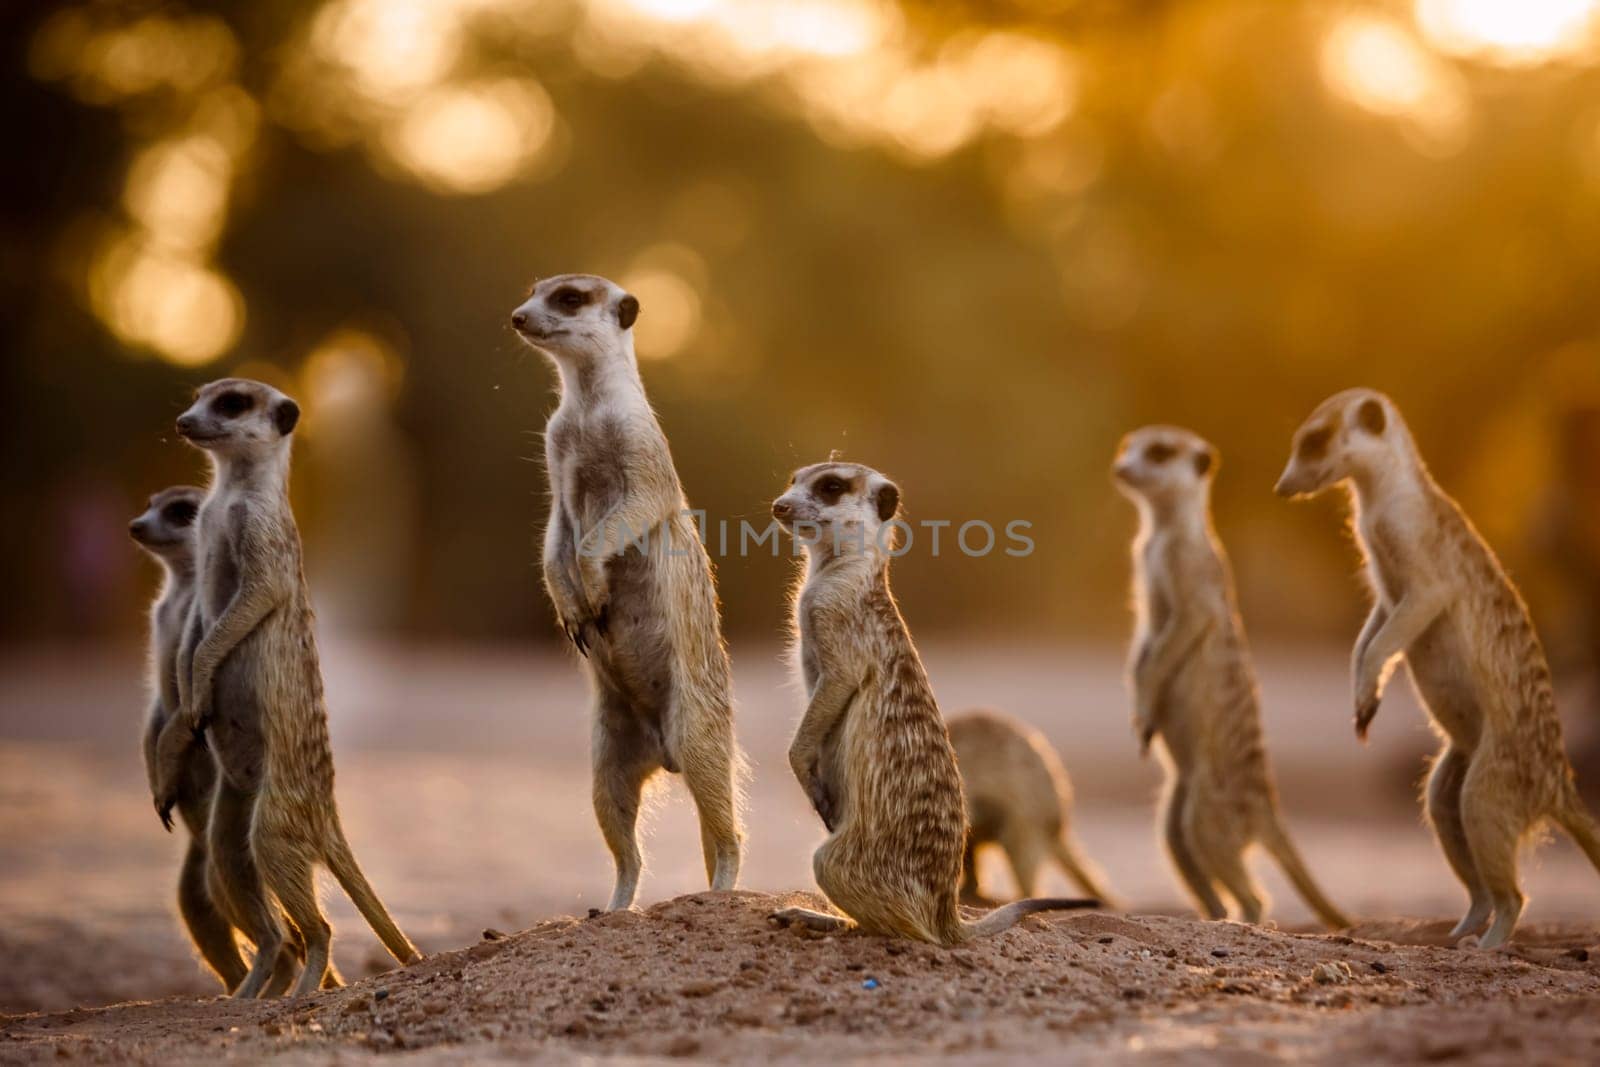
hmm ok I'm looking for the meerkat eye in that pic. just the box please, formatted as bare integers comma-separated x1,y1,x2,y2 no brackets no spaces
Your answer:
1298,427,1332,461
814,476,848,500
551,287,588,312
1143,443,1176,464
213,391,253,418
162,500,198,526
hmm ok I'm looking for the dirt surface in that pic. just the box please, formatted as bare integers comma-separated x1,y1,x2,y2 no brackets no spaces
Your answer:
4,892,1600,1064
5,643,1600,1062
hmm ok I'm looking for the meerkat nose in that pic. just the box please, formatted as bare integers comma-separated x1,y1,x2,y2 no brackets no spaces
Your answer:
128,519,146,538
176,414,198,437
772,500,792,519
511,310,529,330
1272,473,1295,497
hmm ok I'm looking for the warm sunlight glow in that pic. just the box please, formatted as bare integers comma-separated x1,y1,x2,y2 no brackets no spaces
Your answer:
384,79,555,195
622,247,706,361
91,233,242,366
302,328,405,415
311,0,465,104
123,136,232,253
1321,16,1469,150
1416,0,1599,66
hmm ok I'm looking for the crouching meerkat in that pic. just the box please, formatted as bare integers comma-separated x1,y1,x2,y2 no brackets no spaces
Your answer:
130,486,249,991
1277,388,1600,948
511,274,744,911
768,461,1097,944
152,379,420,996
947,708,1118,906
1114,427,1350,930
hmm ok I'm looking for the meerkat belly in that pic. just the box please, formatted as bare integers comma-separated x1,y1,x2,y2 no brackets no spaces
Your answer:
1155,657,1211,770
207,622,274,792
1403,613,1485,746
589,545,677,760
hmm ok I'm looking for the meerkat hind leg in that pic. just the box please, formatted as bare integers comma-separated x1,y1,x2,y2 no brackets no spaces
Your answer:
1167,782,1227,919
592,700,656,911
998,826,1044,899
675,716,743,892
258,840,332,997
1460,765,1526,950
1206,844,1265,924
208,783,292,998
176,838,248,990
1427,744,1494,938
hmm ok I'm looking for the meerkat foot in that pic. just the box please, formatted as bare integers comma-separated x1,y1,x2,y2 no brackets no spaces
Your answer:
770,907,850,933
1447,900,1493,940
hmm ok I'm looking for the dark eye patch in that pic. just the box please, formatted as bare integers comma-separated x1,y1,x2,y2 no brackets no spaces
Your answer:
812,475,849,503
1143,443,1176,464
162,500,198,526
213,391,253,418
1298,426,1332,461
550,286,590,313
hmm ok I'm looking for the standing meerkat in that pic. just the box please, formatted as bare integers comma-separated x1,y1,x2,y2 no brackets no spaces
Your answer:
130,486,248,991
510,274,744,911
1277,388,1600,948
946,708,1118,906
152,378,420,996
1114,427,1350,930
768,461,1097,944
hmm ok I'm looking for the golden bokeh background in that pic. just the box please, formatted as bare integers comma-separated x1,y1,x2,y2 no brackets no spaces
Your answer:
3,0,1599,674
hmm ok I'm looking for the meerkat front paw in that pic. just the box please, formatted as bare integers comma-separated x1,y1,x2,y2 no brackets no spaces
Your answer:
1353,689,1381,740
807,775,838,831
153,789,177,831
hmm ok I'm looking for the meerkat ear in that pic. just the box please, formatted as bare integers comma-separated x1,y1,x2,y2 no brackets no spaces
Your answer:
1356,398,1386,435
617,293,639,330
273,398,301,436
1193,449,1214,477
874,480,901,522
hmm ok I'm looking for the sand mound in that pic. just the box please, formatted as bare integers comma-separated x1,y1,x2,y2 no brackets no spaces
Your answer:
5,891,1600,1063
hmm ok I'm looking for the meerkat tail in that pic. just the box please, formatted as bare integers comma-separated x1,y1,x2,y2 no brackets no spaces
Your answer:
1260,820,1351,930
1552,792,1600,880
323,820,421,965
959,897,1099,940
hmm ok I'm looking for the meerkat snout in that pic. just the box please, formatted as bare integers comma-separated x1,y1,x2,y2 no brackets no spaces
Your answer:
1275,387,1393,498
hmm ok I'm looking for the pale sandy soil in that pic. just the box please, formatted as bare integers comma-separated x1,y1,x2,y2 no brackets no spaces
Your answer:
2,642,1599,1063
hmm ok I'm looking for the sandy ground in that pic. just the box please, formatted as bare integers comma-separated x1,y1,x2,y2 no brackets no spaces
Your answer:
3,641,1600,1062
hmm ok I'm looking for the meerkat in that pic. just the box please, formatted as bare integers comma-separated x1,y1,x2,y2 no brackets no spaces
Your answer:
1277,388,1600,948
946,708,1118,906
1114,427,1350,930
130,486,249,991
767,461,1097,944
510,274,744,911
151,378,420,996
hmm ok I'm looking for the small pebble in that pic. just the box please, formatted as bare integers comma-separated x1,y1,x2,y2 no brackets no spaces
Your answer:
862,977,879,990
374,989,390,1003
1370,961,1388,974
1210,949,1230,958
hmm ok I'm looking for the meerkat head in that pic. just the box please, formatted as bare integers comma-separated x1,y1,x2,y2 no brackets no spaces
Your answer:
1275,388,1401,498
772,460,902,560
129,486,203,564
1111,426,1217,510
175,379,301,459
509,274,640,365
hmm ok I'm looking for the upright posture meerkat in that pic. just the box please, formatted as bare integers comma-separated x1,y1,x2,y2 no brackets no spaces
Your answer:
130,486,248,991
510,274,744,910
1114,427,1350,930
769,461,1097,944
152,378,420,996
1277,388,1600,948
946,708,1117,906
